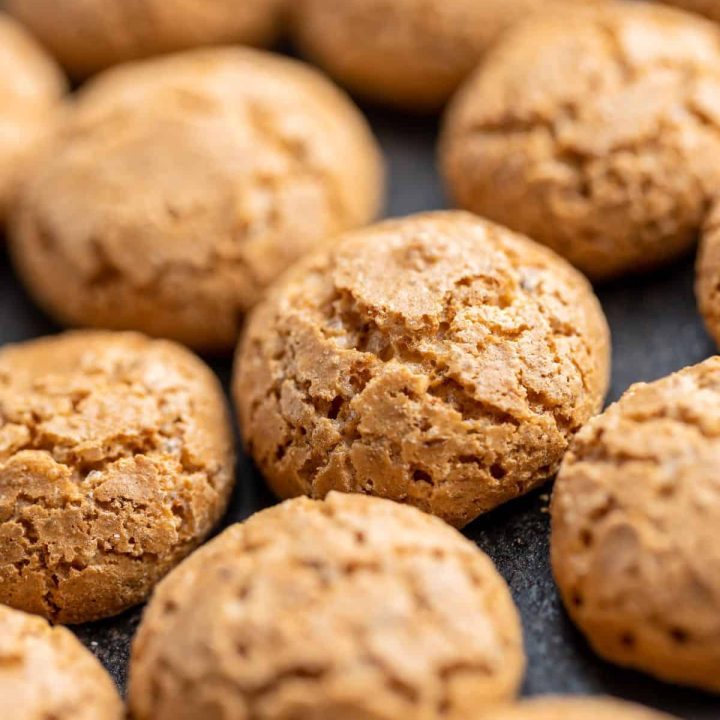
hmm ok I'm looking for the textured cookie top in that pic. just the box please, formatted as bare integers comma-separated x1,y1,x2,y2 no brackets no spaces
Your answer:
10,47,383,351
442,1,720,279
482,697,677,720
235,211,610,527
0,604,123,720
6,0,285,76
128,492,524,720
0,331,235,624
552,358,720,691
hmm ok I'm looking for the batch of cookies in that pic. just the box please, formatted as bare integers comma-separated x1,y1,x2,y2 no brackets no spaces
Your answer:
0,0,719,718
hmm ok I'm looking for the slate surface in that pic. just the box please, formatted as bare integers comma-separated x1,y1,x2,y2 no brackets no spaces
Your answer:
1,105,718,719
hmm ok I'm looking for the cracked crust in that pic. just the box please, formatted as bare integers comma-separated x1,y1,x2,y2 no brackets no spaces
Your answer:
0,12,65,224
0,604,123,720
0,330,235,624
233,211,610,528
5,0,285,76
9,47,384,352
482,697,677,720
551,358,720,692
291,0,571,111
128,492,524,720
441,0,720,280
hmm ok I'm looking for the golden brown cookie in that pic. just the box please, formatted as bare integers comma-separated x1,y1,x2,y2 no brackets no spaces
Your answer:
552,358,720,692
441,1,720,280
481,697,677,720
128,492,525,720
0,604,123,720
234,211,610,528
5,0,285,76
0,12,65,224
0,330,235,624
292,0,574,111
695,201,720,346
9,48,383,353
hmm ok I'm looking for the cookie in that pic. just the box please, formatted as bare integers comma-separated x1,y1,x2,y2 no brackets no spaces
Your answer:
292,0,570,111
552,358,720,692
695,201,720,346
657,1,720,24
128,492,524,720
0,12,65,224
5,0,285,76
234,211,610,528
0,603,123,720
482,697,677,720
9,48,383,353
0,330,235,624
441,1,720,280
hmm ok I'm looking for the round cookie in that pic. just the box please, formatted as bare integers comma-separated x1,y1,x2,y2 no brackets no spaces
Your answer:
234,211,610,528
128,492,525,720
552,358,720,692
0,12,65,224
0,604,123,720
9,48,383,353
292,0,573,111
0,330,235,624
695,201,720,346
441,1,720,280
5,0,285,77
481,697,677,720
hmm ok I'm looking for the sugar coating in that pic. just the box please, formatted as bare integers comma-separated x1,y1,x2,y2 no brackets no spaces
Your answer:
552,358,720,692
128,492,524,720
234,211,610,528
0,331,235,624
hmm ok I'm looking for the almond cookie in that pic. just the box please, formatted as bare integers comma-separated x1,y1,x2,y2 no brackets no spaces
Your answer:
441,1,720,280
0,604,123,720
9,48,383,353
481,697,676,720
5,0,285,76
0,12,65,224
552,358,720,692
234,211,610,528
128,492,524,720
0,330,235,624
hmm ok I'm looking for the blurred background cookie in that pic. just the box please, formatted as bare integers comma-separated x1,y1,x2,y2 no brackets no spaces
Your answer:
0,12,65,226
234,211,610,528
441,1,720,280
552,358,720,692
128,492,524,720
292,0,572,111
9,48,383,352
0,331,235,624
482,697,677,719
0,603,123,720
5,0,285,77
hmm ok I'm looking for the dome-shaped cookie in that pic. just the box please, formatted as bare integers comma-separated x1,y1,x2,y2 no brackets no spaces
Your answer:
552,358,720,692
292,0,571,111
0,604,123,720
0,12,65,224
441,1,720,280
5,0,285,77
128,492,524,720
482,697,677,720
234,211,610,528
9,48,383,353
0,331,235,624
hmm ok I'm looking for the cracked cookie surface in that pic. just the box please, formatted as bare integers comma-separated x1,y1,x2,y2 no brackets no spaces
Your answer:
0,604,123,720
233,211,610,528
552,358,720,692
0,12,65,224
128,492,524,720
482,697,677,720
10,47,383,352
0,330,235,624
441,0,720,280
6,0,285,76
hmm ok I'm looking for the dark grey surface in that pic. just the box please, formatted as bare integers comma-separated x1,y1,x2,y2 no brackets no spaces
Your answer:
1,105,718,719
